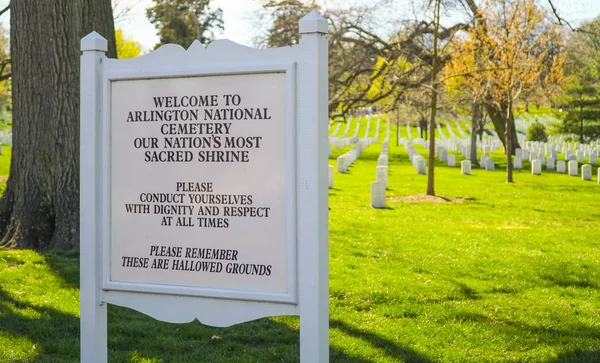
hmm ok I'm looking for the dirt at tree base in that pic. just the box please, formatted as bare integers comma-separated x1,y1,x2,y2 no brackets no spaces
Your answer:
386,194,473,203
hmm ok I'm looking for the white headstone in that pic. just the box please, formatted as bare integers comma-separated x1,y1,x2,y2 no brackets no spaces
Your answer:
582,164,592,181
577,150,584,162
486,158,494,171
568,160,578,176
557,160,566,173
546,157,555,171
337,155,347,173
370,181,386,208
416,158,426,175
447,154,456,167
328,165,334,189
480,155,488,169
531,159,541,175
514,155,522,170
461,160,471,175
376,165,388,188
514,148,522,159
590,152,597,165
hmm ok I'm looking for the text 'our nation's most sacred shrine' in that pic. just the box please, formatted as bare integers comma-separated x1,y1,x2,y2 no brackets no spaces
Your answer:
126,94,271,163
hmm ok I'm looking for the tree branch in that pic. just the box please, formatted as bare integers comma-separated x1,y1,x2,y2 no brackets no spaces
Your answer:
0,1,10,17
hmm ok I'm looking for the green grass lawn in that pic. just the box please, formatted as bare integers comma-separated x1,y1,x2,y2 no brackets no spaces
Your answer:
2,131,600,362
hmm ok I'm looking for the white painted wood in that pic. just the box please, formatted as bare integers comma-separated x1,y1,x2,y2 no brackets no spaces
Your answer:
102,65,298,305
80,31,108,363
298,11,329,363
105,290,297,327
80,10,329,363
99,29,308,318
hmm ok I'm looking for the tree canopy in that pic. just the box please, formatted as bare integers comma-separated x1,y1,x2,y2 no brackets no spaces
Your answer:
116,28,141,58
147,0,224,49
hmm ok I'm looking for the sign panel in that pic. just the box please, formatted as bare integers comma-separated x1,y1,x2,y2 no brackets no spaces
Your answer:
109,72,290,296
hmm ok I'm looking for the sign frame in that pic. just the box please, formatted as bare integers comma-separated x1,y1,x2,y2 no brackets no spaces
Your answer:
100,64,298,304
80,11,328,363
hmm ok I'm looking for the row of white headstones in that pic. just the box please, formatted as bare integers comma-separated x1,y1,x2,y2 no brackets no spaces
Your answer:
331,115,381,172
370,122,391,208
328,113,600,210
327,116,392,209
408,115,600,182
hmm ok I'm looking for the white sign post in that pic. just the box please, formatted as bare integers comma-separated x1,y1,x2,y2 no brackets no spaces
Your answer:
80,11,328,363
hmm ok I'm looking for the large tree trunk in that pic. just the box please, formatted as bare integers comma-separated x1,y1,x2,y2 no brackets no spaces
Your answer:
0,1,116,249
426,0,441,197
484,102,520,154
470,100,481,166
506,103,514,183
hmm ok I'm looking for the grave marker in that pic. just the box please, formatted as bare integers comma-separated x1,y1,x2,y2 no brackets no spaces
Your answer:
557,160,566,173
514,156,522,170
447,154,456,167
568,160,578,176
461,160,471,175
370,181,386,208
486,158,494,171
546,157,555,171
582,164,592,181
532,160,541,175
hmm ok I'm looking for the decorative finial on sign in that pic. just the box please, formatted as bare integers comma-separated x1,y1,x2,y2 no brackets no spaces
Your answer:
299,10,328,35
81,31,108,52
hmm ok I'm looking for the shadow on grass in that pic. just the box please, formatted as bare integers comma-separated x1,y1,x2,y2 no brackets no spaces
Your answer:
446,310,600,344
547,349,600,363
330,319,433,363
0,287,80,363
1,250,381,362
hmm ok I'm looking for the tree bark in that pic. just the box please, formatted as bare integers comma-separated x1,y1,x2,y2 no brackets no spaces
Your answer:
0,0,115,249
426,0,441,197
396,109,400,146
506,103,514,183
470,100,481,166
484,102,520,154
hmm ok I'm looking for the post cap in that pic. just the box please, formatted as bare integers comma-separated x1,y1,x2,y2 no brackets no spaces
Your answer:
299,10,328,34
81,31,108,52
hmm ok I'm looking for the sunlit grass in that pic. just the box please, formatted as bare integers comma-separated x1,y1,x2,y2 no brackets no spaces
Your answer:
0,122,599,361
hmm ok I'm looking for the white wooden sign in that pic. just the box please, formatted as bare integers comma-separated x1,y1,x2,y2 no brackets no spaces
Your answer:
80,11,328,363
